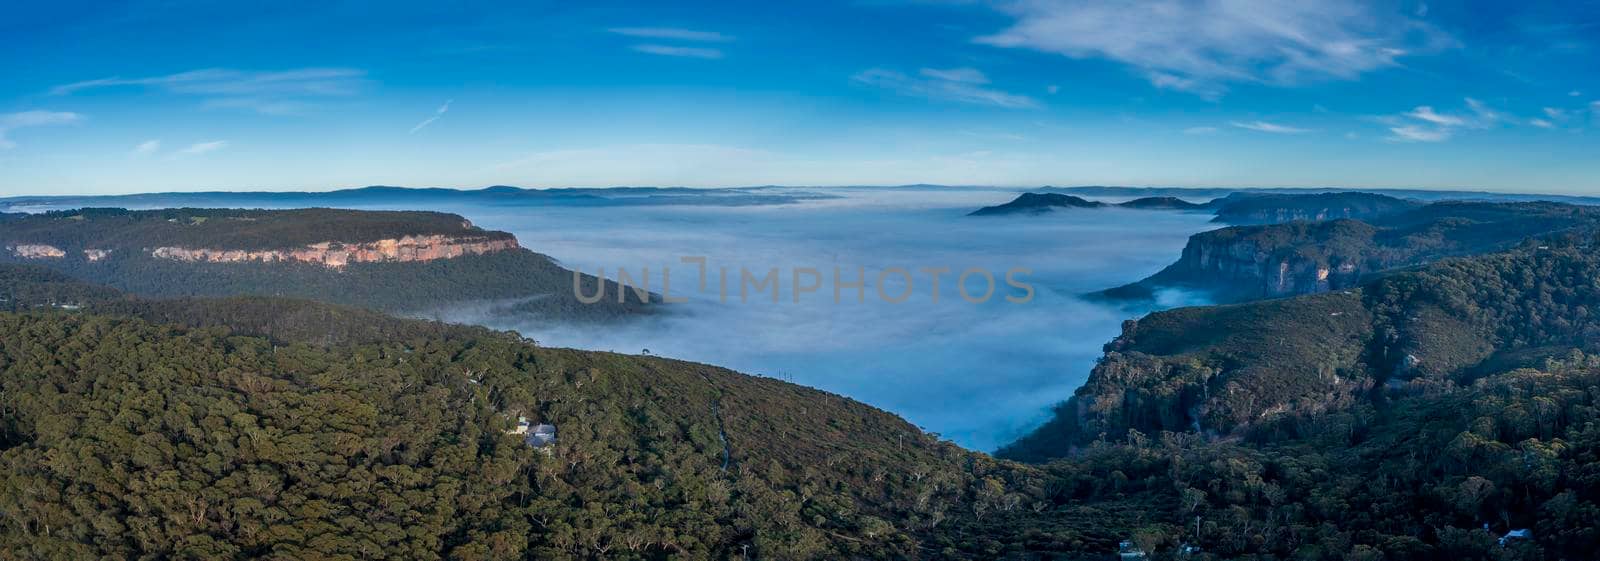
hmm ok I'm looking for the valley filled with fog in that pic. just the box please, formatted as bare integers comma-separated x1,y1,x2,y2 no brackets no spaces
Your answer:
417,187,1216,450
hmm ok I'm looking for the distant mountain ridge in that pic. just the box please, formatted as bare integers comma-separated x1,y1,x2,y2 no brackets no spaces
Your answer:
968,193,1214,216
969,190,1421,225
0,185,837,211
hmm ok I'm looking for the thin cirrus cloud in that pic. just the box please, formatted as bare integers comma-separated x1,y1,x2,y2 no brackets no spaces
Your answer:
1229,120,1311,134
630,44,725,59
853,67,1040,109
975,0,1456,99
131,139,160,157
175,140,228,157
612,26,731,59
0,110,83,149
1383,97,1506,142
50,68,366,114
409,99,453,134
608,27,733,42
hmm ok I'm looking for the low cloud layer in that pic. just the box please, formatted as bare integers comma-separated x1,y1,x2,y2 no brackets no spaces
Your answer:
416,187,1214,450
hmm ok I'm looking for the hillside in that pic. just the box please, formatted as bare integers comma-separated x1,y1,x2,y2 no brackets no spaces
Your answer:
1207,192,1420,225
968,193,1107,216
1007,232,1600,461
971,191,1411,222
1101,200,1600,303
0,208,652,321
1116,196,1210,210
0,269,1164,559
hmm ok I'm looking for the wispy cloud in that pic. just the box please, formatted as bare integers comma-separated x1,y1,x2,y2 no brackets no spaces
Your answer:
1404,106,1466,127
975,0,1455,98
0,110,83,149
1229,120,1311,134
132,139,160,157
608,27,733,42
853,67,1039,109
175,140,228,157
1382,97,1505,142
920,67,990,84
1183,126,1219,135
51,68,366,114
630,44,724,59
1387,125,1451,142
1529,118,1556,129
409,99,453,134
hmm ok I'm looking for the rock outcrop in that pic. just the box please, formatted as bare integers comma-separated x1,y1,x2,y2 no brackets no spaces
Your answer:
8,244,66,259
151,235,519,269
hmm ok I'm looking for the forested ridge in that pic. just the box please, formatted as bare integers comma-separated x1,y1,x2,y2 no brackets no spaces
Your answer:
1105,200,1600,302
0,207,508,250
0,208,653,321
0,273,1116,559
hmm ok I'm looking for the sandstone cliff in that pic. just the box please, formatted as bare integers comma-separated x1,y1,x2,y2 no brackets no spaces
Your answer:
1208,192,1420,225
1099,201,1600,304
150,234,520,268
8,244,66,259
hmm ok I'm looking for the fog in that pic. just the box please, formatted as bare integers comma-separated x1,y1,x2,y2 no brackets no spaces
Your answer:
419,187,1216,451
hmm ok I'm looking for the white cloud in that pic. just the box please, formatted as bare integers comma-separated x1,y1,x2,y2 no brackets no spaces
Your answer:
1571,90,1583,97
132,139,160,156
51,68,365,114
1183,126,1219,135
0,110,83,149
920,67,990,84
1384,98,1508,142
1404,106,1466,126
1229,120,1310,134
854,68,1040,109
1529,118,1556,129
975,0,1454,98
630,44,724,59
176,140,228,156
1464,97,1508,124
608,27,733,42
409,99,453,134
200,98,309,116
1386,124,1450,142
1543,107,1567,120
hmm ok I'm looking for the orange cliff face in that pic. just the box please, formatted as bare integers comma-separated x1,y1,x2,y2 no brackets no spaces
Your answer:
150,234,520,269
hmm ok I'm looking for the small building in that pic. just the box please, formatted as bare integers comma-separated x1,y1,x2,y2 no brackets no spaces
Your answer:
1500,528,1530,546
507,416,556,448
525,424,557,448
1118,540,1147,560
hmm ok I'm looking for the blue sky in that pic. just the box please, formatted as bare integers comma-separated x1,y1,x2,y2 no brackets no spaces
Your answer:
2,0,1598,195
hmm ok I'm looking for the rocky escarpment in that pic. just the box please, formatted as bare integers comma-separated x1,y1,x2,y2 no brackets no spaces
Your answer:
1102,219,1379,302
1004,239,1600,462
8,244,66,259
1099,201,1600,304
1209,192,1420,225
150,235,520,269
